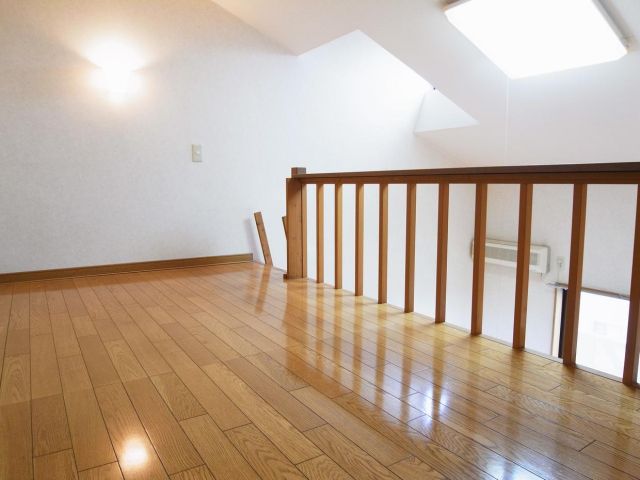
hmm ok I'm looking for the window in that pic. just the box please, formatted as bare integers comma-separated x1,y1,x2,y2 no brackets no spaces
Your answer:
555,289,628,378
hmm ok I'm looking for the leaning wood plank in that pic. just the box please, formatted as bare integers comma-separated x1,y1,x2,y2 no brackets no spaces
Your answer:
254,211,273,266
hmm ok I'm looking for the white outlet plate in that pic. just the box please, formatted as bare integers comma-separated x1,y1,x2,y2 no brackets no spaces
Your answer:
192,144,202,163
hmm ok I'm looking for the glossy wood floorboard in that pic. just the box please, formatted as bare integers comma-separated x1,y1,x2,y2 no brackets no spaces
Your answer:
1,263,639,479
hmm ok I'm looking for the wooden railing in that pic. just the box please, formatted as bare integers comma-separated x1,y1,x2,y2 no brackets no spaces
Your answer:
285,163,640,386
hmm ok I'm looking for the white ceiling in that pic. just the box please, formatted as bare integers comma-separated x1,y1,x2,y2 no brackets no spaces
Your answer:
211,0,640,166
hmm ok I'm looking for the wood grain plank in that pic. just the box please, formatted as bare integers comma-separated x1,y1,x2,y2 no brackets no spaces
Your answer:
180,415,258,480
94,382,168,479
104,338,147,382
124,377,202,474
78,335,120,387
244,351,308,391
170,465,215,480
202,361,321,464
226,423,306,480
0,401,32,480
291,386,410,466
30,282,51,336
297,455,354,480
156,339,249,430
304,425,400,480
32,394,72,456
389,456,445,480
0,354,30,405
58,354,93,393
226,357,325,431
31,333,62,399
51,312,81,358
117,322,172,377
4,327,30,356
78,463,124,480
151,372,206,421
64,387,116,472
34,449,78,480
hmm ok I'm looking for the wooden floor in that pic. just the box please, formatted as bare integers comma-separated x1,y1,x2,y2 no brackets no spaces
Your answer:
1,264,640,479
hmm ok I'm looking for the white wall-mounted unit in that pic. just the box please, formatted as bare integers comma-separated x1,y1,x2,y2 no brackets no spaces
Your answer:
471,238,549,274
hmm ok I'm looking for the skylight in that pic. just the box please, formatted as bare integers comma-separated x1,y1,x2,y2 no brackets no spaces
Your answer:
445,0,627,79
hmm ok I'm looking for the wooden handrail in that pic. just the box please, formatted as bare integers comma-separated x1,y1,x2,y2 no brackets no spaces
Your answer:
292,162,640,184
285,164,640,387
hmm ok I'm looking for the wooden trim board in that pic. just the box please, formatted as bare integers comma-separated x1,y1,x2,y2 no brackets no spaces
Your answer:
0,253,253,284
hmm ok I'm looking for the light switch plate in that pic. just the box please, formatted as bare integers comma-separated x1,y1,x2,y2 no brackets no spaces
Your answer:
192,144,202,163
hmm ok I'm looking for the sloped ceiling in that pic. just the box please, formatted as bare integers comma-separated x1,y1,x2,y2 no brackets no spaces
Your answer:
211,0,640,167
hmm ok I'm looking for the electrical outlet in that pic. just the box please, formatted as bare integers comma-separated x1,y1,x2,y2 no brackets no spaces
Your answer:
192,144,202,163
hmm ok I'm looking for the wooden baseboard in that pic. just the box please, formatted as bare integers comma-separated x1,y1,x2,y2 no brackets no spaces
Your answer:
0,253,254,284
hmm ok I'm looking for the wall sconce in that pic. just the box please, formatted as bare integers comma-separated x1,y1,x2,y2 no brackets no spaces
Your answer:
89,39,143,103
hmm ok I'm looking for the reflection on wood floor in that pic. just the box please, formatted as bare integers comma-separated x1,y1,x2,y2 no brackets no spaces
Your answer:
1,262,639,479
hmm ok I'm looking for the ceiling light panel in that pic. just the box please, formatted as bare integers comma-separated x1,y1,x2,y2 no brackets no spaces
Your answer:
445,0,627,79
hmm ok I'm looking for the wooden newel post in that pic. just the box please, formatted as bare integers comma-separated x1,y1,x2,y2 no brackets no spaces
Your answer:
286,167,307,280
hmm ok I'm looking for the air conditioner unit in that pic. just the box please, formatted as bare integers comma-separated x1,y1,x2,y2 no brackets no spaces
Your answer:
471,238,549,274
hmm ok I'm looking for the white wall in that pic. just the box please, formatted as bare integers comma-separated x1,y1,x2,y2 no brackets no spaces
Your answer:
0,0,454,275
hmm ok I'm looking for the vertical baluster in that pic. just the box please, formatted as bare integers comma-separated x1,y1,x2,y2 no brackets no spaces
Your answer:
623,184,640,385
335,184,343,289
286,167,307,279
513,183,534,349
435,183,449,323
378,183,388,304
355,184,364,296
471,183,488,335
563,183,587,366
316,184,324,284
404,183,417,313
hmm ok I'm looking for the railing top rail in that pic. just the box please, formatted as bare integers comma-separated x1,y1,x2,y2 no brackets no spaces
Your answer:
291,162,640,184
